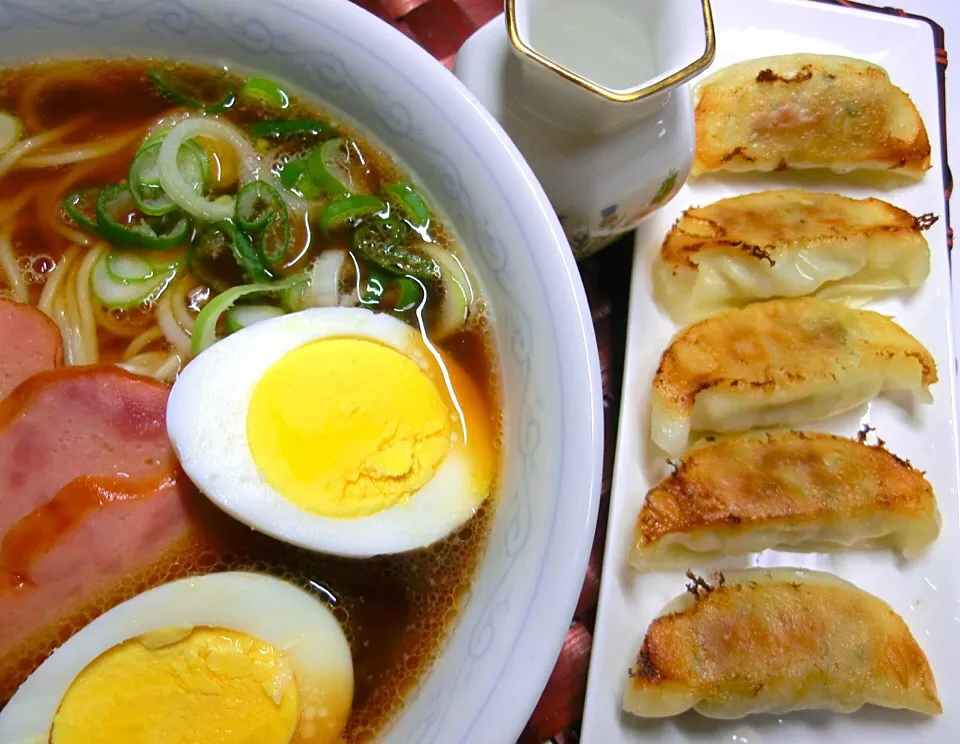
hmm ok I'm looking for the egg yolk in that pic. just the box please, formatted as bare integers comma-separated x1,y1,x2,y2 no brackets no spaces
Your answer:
247,337,452,519
51,628,298,744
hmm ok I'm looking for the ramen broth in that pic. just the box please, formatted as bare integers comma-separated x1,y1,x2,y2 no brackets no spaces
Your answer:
0,60,500,740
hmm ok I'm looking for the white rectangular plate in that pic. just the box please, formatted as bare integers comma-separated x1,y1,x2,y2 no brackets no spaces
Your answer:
580,0,958,742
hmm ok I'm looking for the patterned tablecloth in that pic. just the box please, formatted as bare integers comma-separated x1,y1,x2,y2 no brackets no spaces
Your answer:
344,1,952,741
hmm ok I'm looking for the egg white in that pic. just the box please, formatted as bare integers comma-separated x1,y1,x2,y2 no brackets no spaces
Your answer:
0,572,353,744
166,307,484,557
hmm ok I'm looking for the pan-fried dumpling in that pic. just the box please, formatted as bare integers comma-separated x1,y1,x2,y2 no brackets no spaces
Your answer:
692,54,930,178
623,568,941,718
655,190,933,323
630,431,940,571
651,298,936,454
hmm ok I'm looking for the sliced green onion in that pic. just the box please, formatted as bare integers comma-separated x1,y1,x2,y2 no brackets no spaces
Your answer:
106,250,155,283
305,138,359,198
0,112,23,155
278,158,306,189
144,248,184,271
139,127,169,150
129,139,207,216
250,119,334,139
258,211,291,265
148,68,236,112
419,242,474,338
394,276,422,312
92,250,179,309
352,217,440,281
235,181,291,264
224,303,286,333
235,180,283,232
95,184,191,250
134,136,209,188
240,77,290,109
194,221,272,285
233,222,272,281
384,182,431,227
316,194,384,232
188,228,243,293
279,275,307,312
134,134,210,191
228,224,272,283
356,242,439,282
63,186,101,233
353,215,407,254
192,275,303,355
277,158,322,200
158,117,256,222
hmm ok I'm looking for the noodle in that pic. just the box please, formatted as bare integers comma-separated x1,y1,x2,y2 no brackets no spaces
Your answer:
19,68,107,132
38,246,76,316
0,187,40,302
169,275,199,331
123,326,164,360
0,222,24,301
156,289,192,358
0,188,36,223
0,115,92,182
118,350,181,382
153,352,182,382
18,126,144,169
57,259,85,365
36,162,101,246
74,244,102,364
118,350,168,376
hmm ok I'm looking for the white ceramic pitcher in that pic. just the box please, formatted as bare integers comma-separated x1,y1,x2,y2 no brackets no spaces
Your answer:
457,0,715,258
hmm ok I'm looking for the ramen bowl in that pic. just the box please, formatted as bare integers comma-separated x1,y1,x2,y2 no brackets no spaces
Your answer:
0,0,602,741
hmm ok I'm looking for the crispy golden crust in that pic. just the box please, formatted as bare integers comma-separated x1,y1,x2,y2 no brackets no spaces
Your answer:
634,431,938,559
653,298,937,413
625,570,941,717
660,190,928,270
693,54,930,178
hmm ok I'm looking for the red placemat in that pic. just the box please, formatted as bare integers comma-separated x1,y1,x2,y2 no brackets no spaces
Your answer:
343,1,952,742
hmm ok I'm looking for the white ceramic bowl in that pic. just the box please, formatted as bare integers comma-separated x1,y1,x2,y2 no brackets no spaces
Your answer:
0,1,603,741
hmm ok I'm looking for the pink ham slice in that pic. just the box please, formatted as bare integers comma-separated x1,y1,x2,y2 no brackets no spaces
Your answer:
0,299,62,400
0,366,202,700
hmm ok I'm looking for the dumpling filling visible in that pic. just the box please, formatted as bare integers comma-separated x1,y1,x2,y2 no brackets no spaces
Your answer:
692,54,930,178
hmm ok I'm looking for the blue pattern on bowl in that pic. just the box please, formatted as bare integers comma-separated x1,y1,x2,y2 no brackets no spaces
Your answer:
0,1,602,741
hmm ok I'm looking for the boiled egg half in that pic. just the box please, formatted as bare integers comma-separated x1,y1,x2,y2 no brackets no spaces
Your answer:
0,572,353,744
167,307,496,556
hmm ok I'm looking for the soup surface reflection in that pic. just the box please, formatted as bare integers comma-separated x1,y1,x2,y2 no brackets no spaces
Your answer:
0,60,500,741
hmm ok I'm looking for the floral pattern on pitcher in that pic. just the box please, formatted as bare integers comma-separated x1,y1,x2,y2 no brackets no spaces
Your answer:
620,169,682,230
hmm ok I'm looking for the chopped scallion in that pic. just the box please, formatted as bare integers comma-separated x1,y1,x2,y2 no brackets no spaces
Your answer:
384,182,431,227
148,68,236,112
192,275,303,355
351,216,439,281
239,77,290,110
95,184,191,250
63,186,101,233
316,194,384,232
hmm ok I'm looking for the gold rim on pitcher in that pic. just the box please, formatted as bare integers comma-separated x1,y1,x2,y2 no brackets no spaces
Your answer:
505,0,716,103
